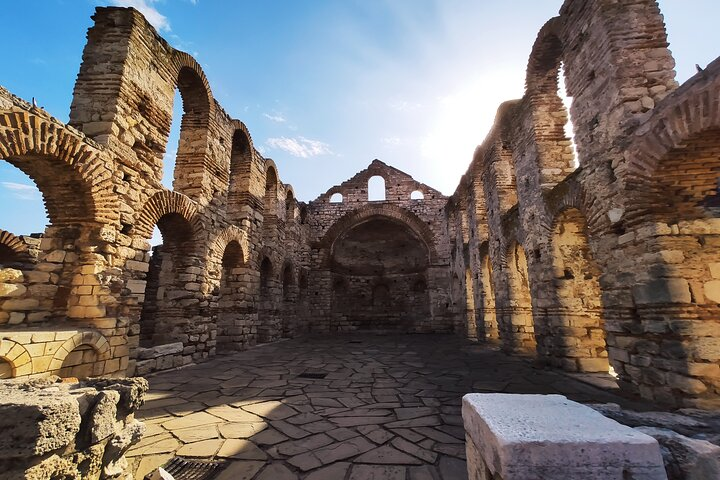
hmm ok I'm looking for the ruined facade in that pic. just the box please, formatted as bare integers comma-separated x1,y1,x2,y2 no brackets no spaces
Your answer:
0,0,719,413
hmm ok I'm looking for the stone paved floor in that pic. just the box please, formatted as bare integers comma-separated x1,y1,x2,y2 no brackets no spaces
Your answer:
129,334,651,480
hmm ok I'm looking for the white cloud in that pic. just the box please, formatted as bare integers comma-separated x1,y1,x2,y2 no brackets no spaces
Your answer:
2,182,40,201
111,0,170,32
381,137,405,146
263,112,287,124
266,137,332,158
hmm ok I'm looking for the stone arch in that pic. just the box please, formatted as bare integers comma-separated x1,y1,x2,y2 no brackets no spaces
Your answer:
167,52,214,198
227,121,255,222
624,74,720,222
134,190,202,240
208,225,250,268
505,239,536,353
318,204,438,266
478,243,498,341
285,186,296,220
0,229,32,265
0,338,32,378
546,206,608,372
524,17,577,188
0,111,117,225
48,331,110,374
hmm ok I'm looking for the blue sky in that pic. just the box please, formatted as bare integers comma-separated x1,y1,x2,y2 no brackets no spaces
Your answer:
1,0,719,236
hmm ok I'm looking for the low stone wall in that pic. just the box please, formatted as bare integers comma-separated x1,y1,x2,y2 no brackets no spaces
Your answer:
134,342,188,375
0,376,148,479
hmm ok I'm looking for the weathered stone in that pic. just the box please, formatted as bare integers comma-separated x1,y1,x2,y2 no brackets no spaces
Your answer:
636,427,720,480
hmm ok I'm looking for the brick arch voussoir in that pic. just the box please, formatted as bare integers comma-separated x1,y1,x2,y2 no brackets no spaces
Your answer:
134,190,203,240
319,204,439,267
230,120,255,154
209,225,250,267
525,17,564,97
625,75,720,183
171,51,215,118
0,229,31,262
48,331,110,373
0,338,33,377
0,111,118,225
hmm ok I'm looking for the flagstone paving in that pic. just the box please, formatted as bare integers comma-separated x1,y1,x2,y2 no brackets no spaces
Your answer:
128,334,653,479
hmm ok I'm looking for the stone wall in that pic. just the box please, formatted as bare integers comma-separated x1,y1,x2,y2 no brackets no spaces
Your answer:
304,160,452,333
448,0,720,408
0,6,309,379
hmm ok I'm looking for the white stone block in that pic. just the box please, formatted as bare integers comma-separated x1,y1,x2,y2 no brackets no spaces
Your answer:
462,393,667,479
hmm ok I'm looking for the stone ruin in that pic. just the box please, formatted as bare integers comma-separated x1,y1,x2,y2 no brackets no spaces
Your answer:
0,0,719,478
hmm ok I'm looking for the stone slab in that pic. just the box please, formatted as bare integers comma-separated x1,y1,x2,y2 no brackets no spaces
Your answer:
462,393,667,479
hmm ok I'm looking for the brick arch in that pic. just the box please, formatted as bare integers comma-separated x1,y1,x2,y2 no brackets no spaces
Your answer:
525,17,564,96
134,190,202,239
0,229,31,263
227,120,256,221
624,69,720,214
48,331,110,373
208,225,250,267
0,338,32,378
523,16,576,187
168,52,214,200
541,176,600,236
318,204,438,265
171,52,215,119
0,111,117,225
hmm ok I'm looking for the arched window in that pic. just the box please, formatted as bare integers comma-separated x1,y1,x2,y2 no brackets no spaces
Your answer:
330,193,343,203
286,191,295,220
227,127,253,222
368,176,385,201
410,190,424,200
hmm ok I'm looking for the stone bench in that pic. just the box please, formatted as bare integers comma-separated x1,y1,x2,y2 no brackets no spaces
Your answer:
462,393,667,479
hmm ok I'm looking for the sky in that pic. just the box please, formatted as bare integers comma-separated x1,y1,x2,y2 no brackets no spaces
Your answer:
1,0,719,237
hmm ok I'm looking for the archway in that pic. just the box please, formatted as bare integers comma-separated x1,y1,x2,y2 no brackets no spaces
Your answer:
329,216,430,331
480,255,499,341
506,241,536,353
549,208,608,372
140,212,195,348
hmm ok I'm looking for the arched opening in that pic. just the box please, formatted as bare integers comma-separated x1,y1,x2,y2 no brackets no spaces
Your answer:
480,255,498,340
330,193,343,203
465,267,477,341
285,191,295,221
526,31,577,187
263,167,279,235
410,190,424,200
140,212,194,348
0,358,12,379
58,344,99,379
260,257,273,296
506,242,536,352
227,128,253,222
330,216,429,331
168,66,211,198
0,163,47,235
216,240,247,351
368,176,386,201
282,263,294,302
300,206,308,224
550,208,607,372
258,256,279,343
162,89,182,189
